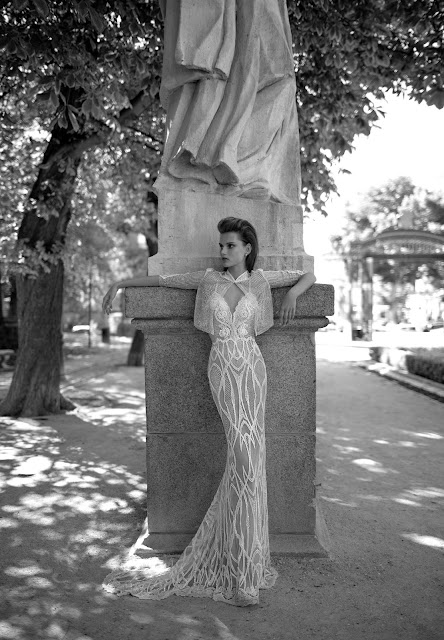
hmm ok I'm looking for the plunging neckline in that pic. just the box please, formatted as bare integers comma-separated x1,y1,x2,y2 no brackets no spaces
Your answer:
220,293,246,318
220,280,247,317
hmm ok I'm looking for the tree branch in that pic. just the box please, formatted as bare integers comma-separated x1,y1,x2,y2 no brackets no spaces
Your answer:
125,124,163,146
38,89,158,174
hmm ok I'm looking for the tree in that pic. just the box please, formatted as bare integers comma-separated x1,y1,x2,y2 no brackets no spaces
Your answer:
66,144,159,366
332,177,444,320
289,0,444,213
333,177,444,242
1,0,443,414
0,0,163,415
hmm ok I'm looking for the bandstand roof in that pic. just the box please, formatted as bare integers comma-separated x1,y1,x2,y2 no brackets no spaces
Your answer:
350,229,444,261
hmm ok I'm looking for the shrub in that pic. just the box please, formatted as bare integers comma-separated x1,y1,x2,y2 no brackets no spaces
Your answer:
405,350,444,384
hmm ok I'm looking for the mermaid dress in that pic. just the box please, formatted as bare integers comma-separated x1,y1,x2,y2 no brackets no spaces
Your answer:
102,268,305,606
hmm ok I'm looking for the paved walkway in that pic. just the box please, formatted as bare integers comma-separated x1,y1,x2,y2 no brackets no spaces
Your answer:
0,343,443,640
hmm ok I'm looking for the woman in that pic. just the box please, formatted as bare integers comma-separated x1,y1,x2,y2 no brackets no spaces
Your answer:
101,217,316,606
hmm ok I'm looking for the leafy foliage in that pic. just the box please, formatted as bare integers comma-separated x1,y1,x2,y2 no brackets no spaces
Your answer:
1,0,163,126
289,0,444,212
332,176,444,289
406,350,444,384
64,142,158,320
0,84,46,274
0,0,163,273
2,0,442,218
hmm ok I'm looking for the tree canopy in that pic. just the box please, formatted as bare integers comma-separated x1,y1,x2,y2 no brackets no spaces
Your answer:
1,0,443,415
290,0,444,211
2,0,443,217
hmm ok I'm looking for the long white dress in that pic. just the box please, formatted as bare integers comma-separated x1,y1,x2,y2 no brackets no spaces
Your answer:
102,268,304,606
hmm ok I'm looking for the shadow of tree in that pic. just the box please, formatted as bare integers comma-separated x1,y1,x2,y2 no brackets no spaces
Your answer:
1,358,443,640
0,369,269,640
316,361,444,547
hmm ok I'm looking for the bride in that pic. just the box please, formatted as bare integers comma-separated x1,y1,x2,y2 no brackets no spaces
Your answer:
101,216,316,607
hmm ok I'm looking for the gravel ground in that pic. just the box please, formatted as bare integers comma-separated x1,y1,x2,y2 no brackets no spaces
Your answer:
0,344,443,640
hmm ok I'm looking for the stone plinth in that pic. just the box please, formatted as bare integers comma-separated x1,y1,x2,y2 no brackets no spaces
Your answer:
127,283,334,557
148,189,313,275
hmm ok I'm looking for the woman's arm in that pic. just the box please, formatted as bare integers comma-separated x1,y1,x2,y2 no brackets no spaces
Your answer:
102,275,160,315
279,272,316,325
102,271,207,314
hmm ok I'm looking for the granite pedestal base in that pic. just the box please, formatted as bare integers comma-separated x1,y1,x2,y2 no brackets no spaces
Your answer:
126,282,334,557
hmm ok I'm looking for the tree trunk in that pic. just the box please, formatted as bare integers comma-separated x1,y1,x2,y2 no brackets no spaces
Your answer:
0,88,152,416
1,263,71,415
0,120,81,416
0,263,3,325
8,276,17,321
127,329,144,366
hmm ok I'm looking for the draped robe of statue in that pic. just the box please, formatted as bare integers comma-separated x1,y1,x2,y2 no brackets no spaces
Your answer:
155,0,301,204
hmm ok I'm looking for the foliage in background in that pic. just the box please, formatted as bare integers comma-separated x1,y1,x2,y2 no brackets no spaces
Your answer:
0,87,46,274
64,141,159,322
332,176,444,322
1,0,163,322
1,0,163,268
290,0,444,213
0,0,167,415
332,176,444,281
406,350,444,384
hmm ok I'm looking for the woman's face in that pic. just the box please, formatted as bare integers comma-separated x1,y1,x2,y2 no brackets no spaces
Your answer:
219,232,250,270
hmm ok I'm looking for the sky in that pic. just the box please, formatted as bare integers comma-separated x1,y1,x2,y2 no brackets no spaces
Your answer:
304,92,444,266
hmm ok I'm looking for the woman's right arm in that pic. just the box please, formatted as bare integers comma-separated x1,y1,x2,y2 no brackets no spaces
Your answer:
102,275,160,314
102,271,207,314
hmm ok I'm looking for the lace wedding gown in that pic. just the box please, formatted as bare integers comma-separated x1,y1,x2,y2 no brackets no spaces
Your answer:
103,268,304,606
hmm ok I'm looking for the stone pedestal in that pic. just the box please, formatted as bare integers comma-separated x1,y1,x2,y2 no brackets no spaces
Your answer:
147,189,313,274
126,281,334,557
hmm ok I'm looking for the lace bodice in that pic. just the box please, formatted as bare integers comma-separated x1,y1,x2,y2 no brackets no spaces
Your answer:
104,267,305,606
159,268,305,338
210,291,258,341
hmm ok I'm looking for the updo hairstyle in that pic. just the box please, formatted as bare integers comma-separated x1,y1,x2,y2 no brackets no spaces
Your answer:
217,217,259,272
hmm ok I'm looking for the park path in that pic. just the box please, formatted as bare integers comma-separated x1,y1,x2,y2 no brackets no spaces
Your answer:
0,344,443,640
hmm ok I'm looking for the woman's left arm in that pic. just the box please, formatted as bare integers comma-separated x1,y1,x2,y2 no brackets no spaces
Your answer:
279,272,316,325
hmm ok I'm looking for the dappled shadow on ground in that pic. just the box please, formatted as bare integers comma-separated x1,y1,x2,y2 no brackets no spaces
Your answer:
0,409,147,640
316,361,444,551
1,359,444,639
0,373,268,640
310,361,444,639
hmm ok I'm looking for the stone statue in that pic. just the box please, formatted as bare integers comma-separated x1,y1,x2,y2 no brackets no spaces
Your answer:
155,0,301,205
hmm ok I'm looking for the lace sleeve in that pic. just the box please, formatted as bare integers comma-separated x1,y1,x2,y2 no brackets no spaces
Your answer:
260,269,306,288
158,271,207,289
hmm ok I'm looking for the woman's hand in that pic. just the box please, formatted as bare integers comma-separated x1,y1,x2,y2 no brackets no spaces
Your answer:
279,290,299,325
102,284,119,315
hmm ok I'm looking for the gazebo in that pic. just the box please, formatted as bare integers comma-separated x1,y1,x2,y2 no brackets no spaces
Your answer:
347,228,444,339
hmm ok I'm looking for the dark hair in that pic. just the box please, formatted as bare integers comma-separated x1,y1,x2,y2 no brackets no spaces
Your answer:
217,217,259,272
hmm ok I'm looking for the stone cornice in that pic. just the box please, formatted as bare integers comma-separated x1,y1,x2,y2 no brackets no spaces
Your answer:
125,283,334,322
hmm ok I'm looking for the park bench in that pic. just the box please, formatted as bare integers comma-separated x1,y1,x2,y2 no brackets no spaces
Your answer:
0,349,14,369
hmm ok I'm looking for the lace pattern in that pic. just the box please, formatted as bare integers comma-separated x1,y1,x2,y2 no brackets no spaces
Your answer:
103,269,305,606
159,268,305,336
